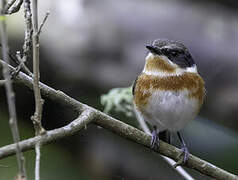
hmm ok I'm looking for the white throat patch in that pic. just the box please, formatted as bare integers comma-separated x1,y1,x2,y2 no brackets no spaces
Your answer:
143,53,197,76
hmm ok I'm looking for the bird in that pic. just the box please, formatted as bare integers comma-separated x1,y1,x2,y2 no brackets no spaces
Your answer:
132,39,205,165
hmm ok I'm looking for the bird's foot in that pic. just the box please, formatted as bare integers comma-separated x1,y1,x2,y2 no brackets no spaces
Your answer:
173,146,189,168
150,128,159,149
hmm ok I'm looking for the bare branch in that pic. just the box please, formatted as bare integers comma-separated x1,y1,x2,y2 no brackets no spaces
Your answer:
5,0,33,91
31,0,45,135
0,3,26,179
22,0,32,62
0,60,237,180
15,51,33,76
0,109,95,159
4,0,16,11
94,112,238,180
5,0,23,14
31,0,45,179
37,11,49,36
34,142,40,180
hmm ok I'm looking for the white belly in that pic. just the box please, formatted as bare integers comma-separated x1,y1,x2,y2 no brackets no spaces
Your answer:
135,90,199,132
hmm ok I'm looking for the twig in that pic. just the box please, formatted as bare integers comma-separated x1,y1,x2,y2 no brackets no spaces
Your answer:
0,3,26,179
4,0,16,12
31,0,45,180
35,142,40,180
0,60,237,180
37,11,49,36
0,109,95,159
31,0,45,135
6,0,33,82
0,49,33,77
4,0,23,14
22,0,32,62
15,51,33,76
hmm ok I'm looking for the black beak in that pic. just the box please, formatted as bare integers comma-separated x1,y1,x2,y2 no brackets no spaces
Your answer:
146,45,162,55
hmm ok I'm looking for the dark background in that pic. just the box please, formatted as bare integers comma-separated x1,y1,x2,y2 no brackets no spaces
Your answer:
0,0,238,179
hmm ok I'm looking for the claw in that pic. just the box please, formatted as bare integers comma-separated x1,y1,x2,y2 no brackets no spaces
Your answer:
181,146,189,163
174,132,189,168
150,126,159,149
150,129,158,149
9,66,21,79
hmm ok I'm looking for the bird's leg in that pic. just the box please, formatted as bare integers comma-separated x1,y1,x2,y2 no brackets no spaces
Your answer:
150,126,159,149
167,131,171,144
174,132,189,167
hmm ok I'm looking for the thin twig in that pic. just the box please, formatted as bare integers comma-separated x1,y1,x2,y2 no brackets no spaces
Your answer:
0,109,96,159
0,3,26,179
5,0,23,14
4,0,17,12
15,51,33,76
0,61,237,180
31,1,45,179
5,0,33,80
37,11,49,36
0,47,33,77
35,142,40,180
31,0,45,135
22,0,32,62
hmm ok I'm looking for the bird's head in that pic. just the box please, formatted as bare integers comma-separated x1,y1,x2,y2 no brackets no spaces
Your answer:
144,39,197,76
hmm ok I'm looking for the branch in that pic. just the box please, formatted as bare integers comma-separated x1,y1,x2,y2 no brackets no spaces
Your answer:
37,11,49,36
31,0,45,135
21,0,32,63
34,142,40,180
0,4,26,179
31,0,45,179
0,109,95,159
4,0,16,11
4,0,23,14
15,51,33,76
0,60,237,180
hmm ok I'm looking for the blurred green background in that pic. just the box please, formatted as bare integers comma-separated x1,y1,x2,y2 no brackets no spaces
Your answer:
1,0,238,179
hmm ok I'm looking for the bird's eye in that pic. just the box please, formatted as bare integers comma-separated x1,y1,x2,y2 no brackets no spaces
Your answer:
171,51,178,57
161,48,178,57
161,48,170,54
